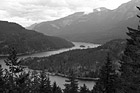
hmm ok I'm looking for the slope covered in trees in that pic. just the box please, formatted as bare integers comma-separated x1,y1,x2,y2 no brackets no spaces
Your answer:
0,21,74,55
22,39,126,78
0,48,106,93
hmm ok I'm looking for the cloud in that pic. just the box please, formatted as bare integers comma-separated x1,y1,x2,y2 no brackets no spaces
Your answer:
99,0,131,9
0,0,130,27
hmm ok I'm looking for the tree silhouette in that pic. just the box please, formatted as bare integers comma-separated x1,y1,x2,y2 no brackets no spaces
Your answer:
0,65,5,92
52,82,62,93
63,69,78,93
79,84,90,93
120,6,140,93
93,53,118,93
39,70,52,93
4,47,29,93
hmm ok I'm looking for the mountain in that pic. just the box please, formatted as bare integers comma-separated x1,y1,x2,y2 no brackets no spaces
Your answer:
27,12,85,36
22,39,126,77
27,0,140,44
0,21,74,55
26,23,38,30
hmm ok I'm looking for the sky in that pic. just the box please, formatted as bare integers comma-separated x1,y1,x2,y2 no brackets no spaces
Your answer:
0,0,131,27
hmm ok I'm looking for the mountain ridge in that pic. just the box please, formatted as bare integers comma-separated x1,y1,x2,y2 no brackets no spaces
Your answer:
27,0,140,43
0,21,74,55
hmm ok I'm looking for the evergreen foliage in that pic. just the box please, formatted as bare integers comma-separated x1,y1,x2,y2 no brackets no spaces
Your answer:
21,39,125,78
0,21,74,55
93,54,118,93
79,84,90,93
39,70,51,93
63,69,79,93
4,47,29,93
0,65,5,92
120,6,140,93
52,82,62,93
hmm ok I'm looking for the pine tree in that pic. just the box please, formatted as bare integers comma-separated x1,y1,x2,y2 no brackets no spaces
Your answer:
16,72,30,93
63,69,78,93
45,77,52,93
63,84,70,93
39,70,48,93
4,47,29,93
52,82,62,93
0,65,5,92
30,71,40,93
79,84,90,93
39,69,52,93
93,53,118,93
120,6,140,93
4,47,23,74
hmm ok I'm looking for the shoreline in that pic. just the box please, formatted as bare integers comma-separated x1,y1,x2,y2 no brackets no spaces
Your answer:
30,69,99,82
0,42,100,59
0,46,75,59
1,42,100,82
55,73,99,81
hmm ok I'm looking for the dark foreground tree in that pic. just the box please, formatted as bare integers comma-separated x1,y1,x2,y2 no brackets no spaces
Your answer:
39,70,52,93
79,84,90,93
52,82,62,93
4,47,29,93
63,69,78,93
0,65,5,92
92,53,118,93
120,6,140,93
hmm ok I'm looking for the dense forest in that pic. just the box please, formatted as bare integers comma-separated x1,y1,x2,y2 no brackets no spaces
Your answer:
0,21,74,55
0,47,117,93
21,39,126,78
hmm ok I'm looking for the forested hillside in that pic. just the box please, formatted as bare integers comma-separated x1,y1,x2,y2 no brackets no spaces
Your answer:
22,39,126,78
0,21,74,55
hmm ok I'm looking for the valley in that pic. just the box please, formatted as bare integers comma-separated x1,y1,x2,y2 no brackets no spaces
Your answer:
0,42,99,89
0,0,140,92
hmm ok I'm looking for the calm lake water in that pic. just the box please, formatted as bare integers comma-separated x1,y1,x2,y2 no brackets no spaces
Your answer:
0,42,100,90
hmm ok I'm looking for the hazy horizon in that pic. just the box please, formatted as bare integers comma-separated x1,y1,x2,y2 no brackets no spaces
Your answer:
0,0,131,27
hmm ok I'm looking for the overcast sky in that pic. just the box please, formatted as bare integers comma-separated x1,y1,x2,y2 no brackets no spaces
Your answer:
0,0,131,27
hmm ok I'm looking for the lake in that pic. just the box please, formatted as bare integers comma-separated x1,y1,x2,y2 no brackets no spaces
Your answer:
0,42,100,90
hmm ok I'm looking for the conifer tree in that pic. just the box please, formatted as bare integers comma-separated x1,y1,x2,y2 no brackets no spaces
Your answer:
120,6,140,93
30,71,40,93
63,69,78,93
45,77,52,93
93,53,118,93
0,65,5,92
39,70,48,93
79,84,90,93
4,47,28,93
38,69,52,93
52,82,62,93
4,47,23,74
63,83,70,93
